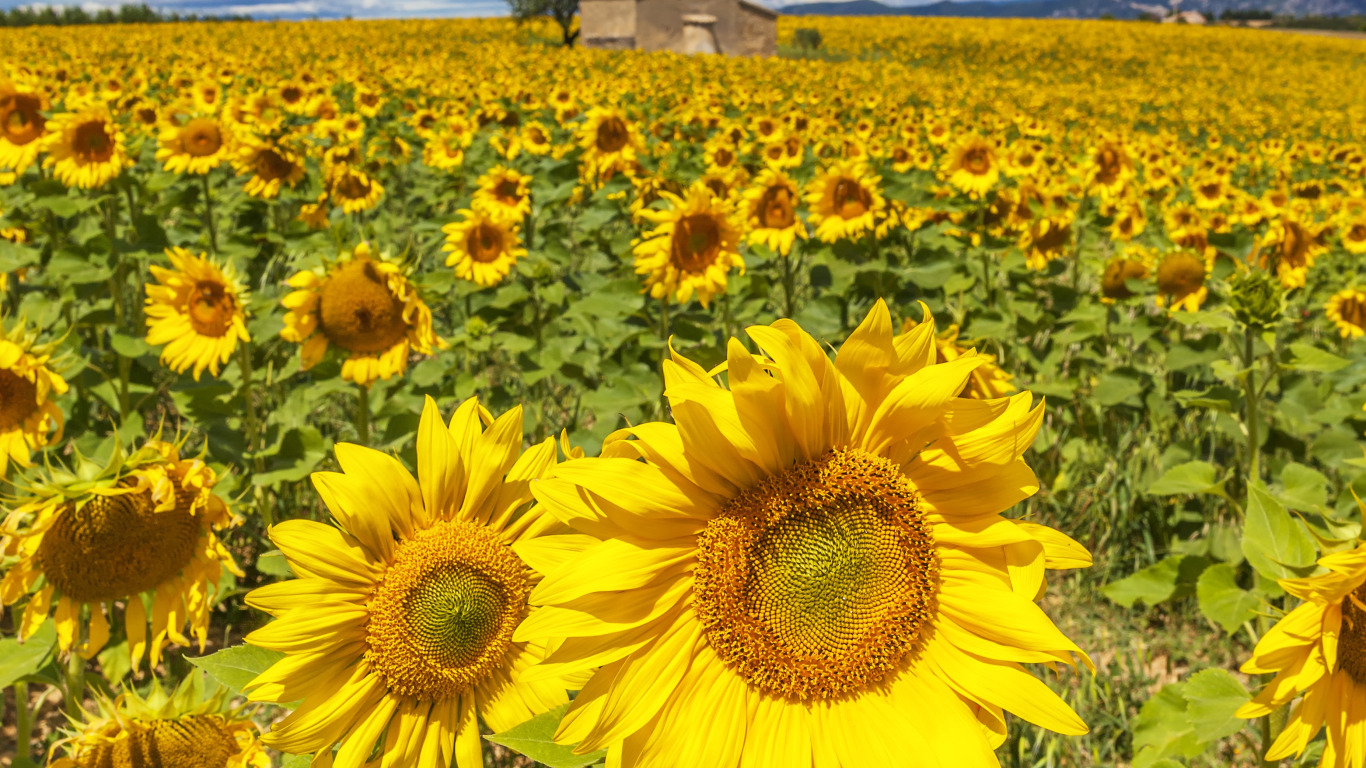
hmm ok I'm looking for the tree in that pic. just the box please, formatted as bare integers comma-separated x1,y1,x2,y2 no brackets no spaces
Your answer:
508,0,579,47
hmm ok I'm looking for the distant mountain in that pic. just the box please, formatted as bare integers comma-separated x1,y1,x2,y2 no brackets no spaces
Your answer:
778,0,1366,18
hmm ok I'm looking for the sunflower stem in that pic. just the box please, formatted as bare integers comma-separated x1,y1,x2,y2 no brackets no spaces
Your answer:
659,295,671,419
63,652,84,719
201,172,218,255
13,682,32,763
1243,325,1260,485
780,244,798,318
356,385,371,446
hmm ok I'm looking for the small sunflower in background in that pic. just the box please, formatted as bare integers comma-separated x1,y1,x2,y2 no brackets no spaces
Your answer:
520,120,554,156
743,167,806,256
903,316,1017,399
42,105,131,189
943,133,1000,197
423,130,468,171
633,182,744,308
144,247,250,380
0,439,240,667
1236,543,1366,767
1084,138,1135,197
156,114,233,175
0,319,67,479
1021,212,1076,271
1100,248,1153,303
244,397,586,768
1154,249,1210,312
280,242,441,386
0,78,48,175
1341,218,1366,255
49,675,270,768
805,159,885,243
472,165,533,224
233,136,305,199
577,106,641,183
1326,287,1366,339
1259,214,1328,290
443,209,526,287
325,163,385,214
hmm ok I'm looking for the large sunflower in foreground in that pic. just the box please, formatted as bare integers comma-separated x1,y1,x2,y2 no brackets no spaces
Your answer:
904,317,1017,399
145,247,250,380
0,439,240,667
244,397,584,767
521,302,1092,767
42,106,132,190
804,159,885,243
443,209,526,287
280,242,441,386
633,182,744,308
50,675,270,768
1236,543,1366,767
743,167,807,257
0,319,68,478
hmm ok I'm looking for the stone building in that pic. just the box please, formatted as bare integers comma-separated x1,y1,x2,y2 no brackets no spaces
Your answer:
580,0,778,56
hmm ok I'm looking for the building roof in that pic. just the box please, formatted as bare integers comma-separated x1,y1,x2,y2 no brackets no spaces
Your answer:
738,0,779,18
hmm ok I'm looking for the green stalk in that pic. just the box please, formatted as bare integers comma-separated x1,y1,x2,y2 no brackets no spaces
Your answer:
659,295,671,418
201,173,218,254
1244,326,1260,483
356,385,371,446
780,244,798,318
14,682,32,763
64,652,84,718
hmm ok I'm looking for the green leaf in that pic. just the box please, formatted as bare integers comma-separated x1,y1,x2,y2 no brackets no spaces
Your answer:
1132,682,1200,766
486,703,607,768
1279,462,1329,512
1182,668,1251,743
1242,482,1318,580
1286,342,1350,373
1093,373,1144,408
256,549,295,578
1196,564,1259,634
187,645,285,696
1146,461,1227,498
279,755,313,768
1103,555,1208,608
0,621,57,688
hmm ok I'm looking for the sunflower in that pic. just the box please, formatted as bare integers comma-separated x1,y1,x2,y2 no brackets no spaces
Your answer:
442,209,527,287
1155,249,1209,312
521,302,1091,767
903,318,1018,399
1236,543,1366,767
326,164,385,214
42,105,131,190
423,130,467,171
1101,250,1152,303
156,116,232,175
633,182,745,308
804,160,885,243
520,120,554,156
0,439,240,667
943,133,1000,197
1326,288,1366,339
1260,216,1328,290
1108,200,1147,242
473,165,533,224
144,247,250,380
49,675,269,768
233,137,305,199
280,242,441,386
1342,219,1366,256
0,80,47,174
1085,139,1134,196
1021,213,1075,271
577,106,641,183
0,320,66,479
243,396,584,767
743,167,807,257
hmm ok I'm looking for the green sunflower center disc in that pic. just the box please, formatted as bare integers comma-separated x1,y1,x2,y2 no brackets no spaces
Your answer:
365,520,528,701
1339,586,1366,685
694,448,940,702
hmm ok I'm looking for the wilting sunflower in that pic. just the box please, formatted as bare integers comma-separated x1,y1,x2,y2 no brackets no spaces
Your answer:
0,320,67,479
943,133,1000,197
742,167,807,257
1155,249,1209,312
156,116,232,175
233,137,305,199
49,675,270,768
1021,214,1075,271
326,164,385,214
1260,216,1328,290
280,242,441,386
0,79,47,174
473,165,533,224
1326,288,1366,339
577,106,641,183
443,209,527,287
1236,543,1366,767
144,247,250,380
0,439,240,666
42,105,131,190
1101,250,1152,303
804,160,885,243
903,318,1017,399
244,397,584,767
521,303,1091,767
633,182,745,308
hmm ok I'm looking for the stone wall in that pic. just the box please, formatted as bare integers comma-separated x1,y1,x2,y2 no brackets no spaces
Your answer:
584,0,777,56
581,0,637,49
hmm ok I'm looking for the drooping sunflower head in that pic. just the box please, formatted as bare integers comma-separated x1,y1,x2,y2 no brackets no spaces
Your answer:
1155,249,1210,312
243,396,584,767
1,438,239,667
442,209,527,288
279,242,441,386
155,115,231,175
0,318,68,478
1326,287,1366,339
144,247,251,381
743,167,807,257
1101,248,1153,303
943,133,999,197
472,165,533,224
633,182,745,308
232,136,305,199
0,80,48,174
49,674,269,768
41,105,130,190
804,159,885,243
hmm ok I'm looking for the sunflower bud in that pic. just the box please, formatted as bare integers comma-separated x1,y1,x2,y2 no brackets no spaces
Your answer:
1228,269,1285,330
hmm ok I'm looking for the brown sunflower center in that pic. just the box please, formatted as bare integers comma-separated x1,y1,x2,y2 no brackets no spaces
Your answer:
1337,294,1366,331
73,120,114,163
317,259,409,354
1349,224,1366,245
493,179,522,207
832,178,871,220
963,147,992,176
1095,146,1122,184
334,171,374,201
467,223,507,263
0,368,39,431
77,715,244,768
366,520,528,701
713,147,735,168
281,86,304,105
1102,258,1148,300
1278,221,1311,266
693,448,940,702
35,486,203,604
188,279,237,338
1339,585,1366,684
670,213,722,272
758,185,796,229
1157,252,1206,300
595,116,629,153
180,118,223,158
0,93,45,146
253,149,293,182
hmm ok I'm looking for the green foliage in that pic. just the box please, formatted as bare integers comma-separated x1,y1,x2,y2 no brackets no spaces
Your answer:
187,645,286,696
486,703,608,767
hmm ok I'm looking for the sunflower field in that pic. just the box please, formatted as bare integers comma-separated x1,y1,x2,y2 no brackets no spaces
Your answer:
2,13,1366,768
